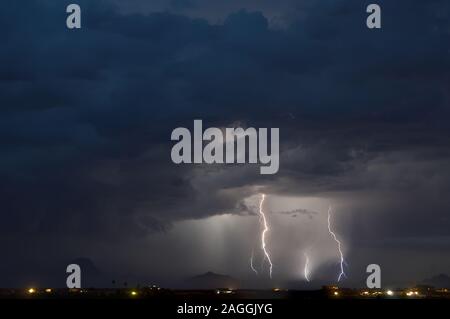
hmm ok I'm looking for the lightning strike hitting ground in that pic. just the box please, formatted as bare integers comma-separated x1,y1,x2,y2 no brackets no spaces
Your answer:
250,249,258,275
259,194,273,278
327,206,346,282
303,252,310,282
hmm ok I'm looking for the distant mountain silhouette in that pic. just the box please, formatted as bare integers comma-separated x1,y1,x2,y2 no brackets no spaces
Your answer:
422,274,450,288
185,271,240,289
69,258,102,276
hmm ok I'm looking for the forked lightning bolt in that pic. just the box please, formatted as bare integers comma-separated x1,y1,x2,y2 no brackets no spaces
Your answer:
327,206,346,282
303,252,310,282
259,194,273,278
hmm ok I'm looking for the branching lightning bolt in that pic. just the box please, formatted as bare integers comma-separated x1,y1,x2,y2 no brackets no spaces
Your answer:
259,194,273,278
303,252,310,282
327,206,346,282
250,249,258,275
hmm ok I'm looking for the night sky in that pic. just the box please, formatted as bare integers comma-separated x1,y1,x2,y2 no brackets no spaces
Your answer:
0,0,449,288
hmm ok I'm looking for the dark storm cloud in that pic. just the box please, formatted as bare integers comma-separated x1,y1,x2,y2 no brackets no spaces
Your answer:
109,0,298,24
274,208,318,219
0,0,449,285
170,0,197,11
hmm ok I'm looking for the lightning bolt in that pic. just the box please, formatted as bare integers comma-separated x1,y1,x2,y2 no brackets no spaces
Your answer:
250,249,258,275
259,194,273,278
327,206,346,282
303,252,310,282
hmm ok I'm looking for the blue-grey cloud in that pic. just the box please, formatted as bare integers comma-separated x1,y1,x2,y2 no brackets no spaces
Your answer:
0,0,449,286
